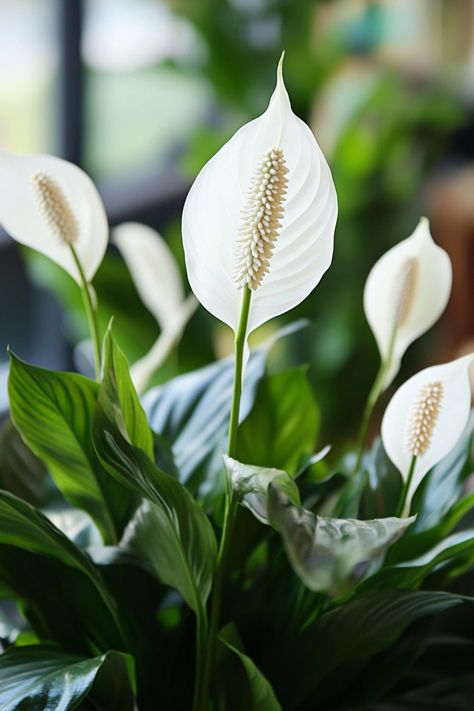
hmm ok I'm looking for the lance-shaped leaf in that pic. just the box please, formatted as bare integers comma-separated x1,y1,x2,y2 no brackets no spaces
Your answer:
224,455,303,525
8,353,134,544
382,354,474,513
93,338,217,614
218,625,282,711
0,647,135,711
182,54,337,336
113,222,197,393
364,218,452,388
0,150,108,283
268,486,414,594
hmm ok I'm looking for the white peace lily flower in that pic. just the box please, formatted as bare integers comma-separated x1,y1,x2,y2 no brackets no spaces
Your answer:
182,54,338,338
0,150,108,284
113,222,197,393
364,218,452,389
382,354,474,514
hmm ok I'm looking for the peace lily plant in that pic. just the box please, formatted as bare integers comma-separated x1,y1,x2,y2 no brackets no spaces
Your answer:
0,56,473,711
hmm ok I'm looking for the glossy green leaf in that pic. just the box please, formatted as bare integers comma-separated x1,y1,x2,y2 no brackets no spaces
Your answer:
269,590,465,709
237,368,320,474
8,354,133,544
93,360,217,614
143,321,308,488
219,625,282,711
223,455,301,525
358,529,474,593
101,325,154,459
268,487,415,594
0,646,135,711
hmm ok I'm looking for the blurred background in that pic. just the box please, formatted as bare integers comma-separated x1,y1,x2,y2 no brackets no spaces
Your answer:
1,0,473,446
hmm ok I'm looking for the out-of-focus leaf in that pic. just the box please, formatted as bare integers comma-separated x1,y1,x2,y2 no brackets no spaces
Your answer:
219,625,282,711
268,487,414,594
0,646,135,711
93,359,217,614
224,455,300,525
8,354,133,544
366,673,474,710
142,321,308,490
0,419,47,507
237,368,320,474
268,590,465,709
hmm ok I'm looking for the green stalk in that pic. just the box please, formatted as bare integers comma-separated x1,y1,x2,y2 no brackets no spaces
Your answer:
69,244,102,380
352,327,396,474
197,286,252,711
192,604,208,711
396,455,417,517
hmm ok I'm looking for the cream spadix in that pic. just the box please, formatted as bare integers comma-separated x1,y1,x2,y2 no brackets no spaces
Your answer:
382,354,474,511
182,54,338,335
0,151,108,284
113,222,197,393
364,218,452,388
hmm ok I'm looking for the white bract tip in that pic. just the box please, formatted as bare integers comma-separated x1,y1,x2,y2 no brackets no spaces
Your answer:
382,354,474,509
364,218,452,388
182,54,337,336
0,150,108,284
113,222,196,393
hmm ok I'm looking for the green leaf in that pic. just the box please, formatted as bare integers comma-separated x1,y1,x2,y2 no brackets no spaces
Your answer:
237,368,319,474
0,646,135,710
223,455,301,525
93,360,217,614
268,487,415,594
101,325,154,459
219,625,282,710
8,353,134,544
0,493,125,653
358,529,474,593
0,419,48,507
268,590,465,709
143,321,308,489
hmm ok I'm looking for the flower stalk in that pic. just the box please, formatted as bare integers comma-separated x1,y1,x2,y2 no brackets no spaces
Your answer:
396,455,417,517
69,244,102,380
196,286,252,711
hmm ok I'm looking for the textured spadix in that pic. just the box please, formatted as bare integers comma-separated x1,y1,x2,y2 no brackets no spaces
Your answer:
0,150,108,284
382,354,474,509
113,222,197,393
182,55,338,335
364,218,452,388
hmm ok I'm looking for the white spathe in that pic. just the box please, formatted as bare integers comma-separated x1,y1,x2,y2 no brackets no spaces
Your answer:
364,218,452,388
382,354,474,511
113,222,197,393
182,54,338,336
0,150,108,284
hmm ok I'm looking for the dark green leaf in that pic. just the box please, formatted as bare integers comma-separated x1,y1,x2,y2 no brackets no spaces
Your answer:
268,590,465,709
0,419,48,507
93,361,217,614
268,487,415,594
237,368,320,474
219,625,282,710
8,354,133,543
0,646,135,710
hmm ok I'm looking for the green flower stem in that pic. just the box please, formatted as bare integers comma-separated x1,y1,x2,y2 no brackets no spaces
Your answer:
352,328,396,474
197,286,252,711
69,245,102,380
396,455,417,517
192,604,208,711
